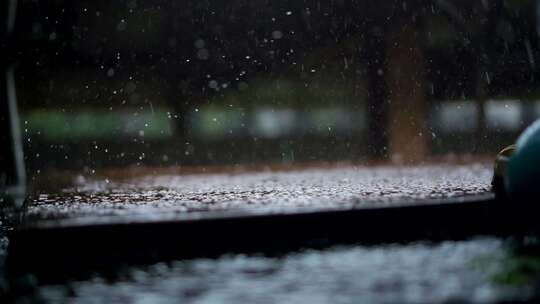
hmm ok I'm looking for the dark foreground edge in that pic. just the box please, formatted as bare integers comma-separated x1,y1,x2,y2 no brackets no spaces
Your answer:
5,193,535,283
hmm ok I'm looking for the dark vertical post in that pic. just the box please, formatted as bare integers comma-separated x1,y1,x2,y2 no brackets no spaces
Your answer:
1,0,25,208
474,1,500,152
363,33,389,159
386,18,428,163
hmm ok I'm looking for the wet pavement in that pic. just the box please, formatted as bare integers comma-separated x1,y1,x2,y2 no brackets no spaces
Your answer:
28,163,492,223
22,238,535,303
5,163,538,303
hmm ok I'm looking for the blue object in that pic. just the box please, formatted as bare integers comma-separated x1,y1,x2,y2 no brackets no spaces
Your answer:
505,119,540,202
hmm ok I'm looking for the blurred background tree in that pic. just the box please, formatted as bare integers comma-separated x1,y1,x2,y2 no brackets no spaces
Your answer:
11,0,540,175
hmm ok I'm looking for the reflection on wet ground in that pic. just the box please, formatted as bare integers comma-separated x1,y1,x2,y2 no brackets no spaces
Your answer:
34,238,532,303
28,164,491,222
6,163,536,303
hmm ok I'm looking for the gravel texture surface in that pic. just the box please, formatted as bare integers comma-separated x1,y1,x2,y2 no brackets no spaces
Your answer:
35,238,529,304
28,164,492,222
7,163,536,303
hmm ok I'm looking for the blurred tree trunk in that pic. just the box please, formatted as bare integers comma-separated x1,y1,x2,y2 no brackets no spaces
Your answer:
1,0,26,205
475,67,488,152
474,1,500,152
385,20,428,163
363,34,389,158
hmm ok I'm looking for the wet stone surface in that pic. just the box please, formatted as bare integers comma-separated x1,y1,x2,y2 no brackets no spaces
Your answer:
27,164,492,222
8,163,537,303
35,238,529,303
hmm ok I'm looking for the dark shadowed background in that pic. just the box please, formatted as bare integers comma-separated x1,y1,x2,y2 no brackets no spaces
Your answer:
11,0,540,178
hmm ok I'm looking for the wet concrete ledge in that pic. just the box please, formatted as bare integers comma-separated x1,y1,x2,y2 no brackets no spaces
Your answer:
6,163,533,283
7,192,535,283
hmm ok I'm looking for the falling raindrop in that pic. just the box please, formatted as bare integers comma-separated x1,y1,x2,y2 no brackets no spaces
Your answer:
272,30,283,40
